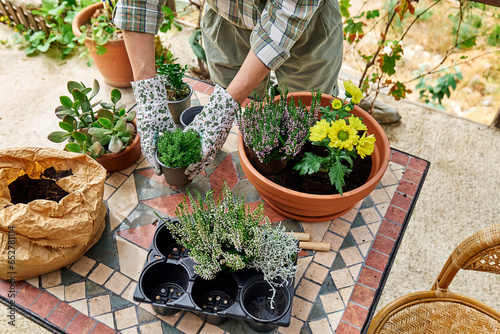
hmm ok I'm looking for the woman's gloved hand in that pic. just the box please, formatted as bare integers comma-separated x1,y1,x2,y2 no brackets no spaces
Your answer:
183,85,238,180
131,75,175,175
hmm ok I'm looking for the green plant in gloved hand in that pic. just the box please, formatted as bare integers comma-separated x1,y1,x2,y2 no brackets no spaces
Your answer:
47,79,136,158
155,51,190,101
156,128,202,167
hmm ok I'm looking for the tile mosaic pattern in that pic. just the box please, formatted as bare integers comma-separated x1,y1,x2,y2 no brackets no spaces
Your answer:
0,78,429,334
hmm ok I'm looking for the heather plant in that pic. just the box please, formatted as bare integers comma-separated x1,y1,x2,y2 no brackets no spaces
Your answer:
236,86,320,164
158,183,265,280
156,183,299,306
294,81,376,195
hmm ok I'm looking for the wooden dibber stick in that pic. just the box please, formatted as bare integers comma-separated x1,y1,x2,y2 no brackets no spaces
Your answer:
285,232,330,251
299,242,331,252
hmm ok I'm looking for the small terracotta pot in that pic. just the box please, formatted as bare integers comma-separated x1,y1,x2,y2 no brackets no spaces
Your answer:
72,2,134,88
155,150,192,187
95,120,142,172
238,92,391,222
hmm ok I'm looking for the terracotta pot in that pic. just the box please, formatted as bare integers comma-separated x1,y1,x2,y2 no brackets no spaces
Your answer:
237,92,391,222
95,120,142,172
72,2,134,88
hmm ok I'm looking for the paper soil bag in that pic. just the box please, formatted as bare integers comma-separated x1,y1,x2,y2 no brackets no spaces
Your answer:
0,147,107,280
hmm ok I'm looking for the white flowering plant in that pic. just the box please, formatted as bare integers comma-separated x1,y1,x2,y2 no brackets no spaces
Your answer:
156,183,298,305
236,86,320,164
293,81,376,195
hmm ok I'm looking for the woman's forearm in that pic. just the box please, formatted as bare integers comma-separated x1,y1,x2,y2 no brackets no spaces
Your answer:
123,30,157,81
226,50,271,104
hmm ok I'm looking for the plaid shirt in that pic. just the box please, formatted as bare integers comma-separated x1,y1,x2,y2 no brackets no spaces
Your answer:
114,0,322,70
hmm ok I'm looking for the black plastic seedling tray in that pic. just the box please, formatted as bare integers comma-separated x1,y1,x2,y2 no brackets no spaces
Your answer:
133,220,294,332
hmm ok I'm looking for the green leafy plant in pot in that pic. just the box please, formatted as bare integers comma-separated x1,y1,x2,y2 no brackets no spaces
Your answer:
155,128,202,187
72,0,134,87
47,79,140,172
156,51,193,123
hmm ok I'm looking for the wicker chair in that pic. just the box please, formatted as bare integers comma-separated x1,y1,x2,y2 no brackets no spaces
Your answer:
367,224,500,334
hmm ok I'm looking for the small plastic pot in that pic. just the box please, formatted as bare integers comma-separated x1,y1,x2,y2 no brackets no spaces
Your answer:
191,272,239,325
180,105,204,127
155,150,192,187
241,277,292,332
153,223,188,260
139,261,190,315
168,84,193,124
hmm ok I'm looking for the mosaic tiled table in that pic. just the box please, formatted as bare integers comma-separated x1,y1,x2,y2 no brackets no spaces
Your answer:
1,78,430,334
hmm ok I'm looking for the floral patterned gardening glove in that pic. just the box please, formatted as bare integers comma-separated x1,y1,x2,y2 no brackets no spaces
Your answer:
132,75,175,175
184,85,238,180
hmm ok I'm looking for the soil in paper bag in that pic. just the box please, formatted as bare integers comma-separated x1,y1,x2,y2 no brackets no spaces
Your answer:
8,167,72,204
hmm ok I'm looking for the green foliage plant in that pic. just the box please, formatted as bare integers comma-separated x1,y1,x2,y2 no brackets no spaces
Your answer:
9,0,90,58
76,0,119,65
156,183,298,306
340,0,500,109
415,66,463,108
156,128,202,167
293,81,375,195
155,51,191,101
3,0,179,63
159,5,182,33
235,86,320,164
47,79,136,158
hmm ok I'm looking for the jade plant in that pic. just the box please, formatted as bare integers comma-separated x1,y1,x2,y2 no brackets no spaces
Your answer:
156,183,298,305
155,51,191,101
47,79,136,158
156,128,202,167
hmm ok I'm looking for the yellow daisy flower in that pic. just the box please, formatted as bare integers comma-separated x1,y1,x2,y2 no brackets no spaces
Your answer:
343,81,364,103
331,99,342,110
348,115,367,131
351,95,361,104
309,119,331,142
356,132,376,158
328,119,359,151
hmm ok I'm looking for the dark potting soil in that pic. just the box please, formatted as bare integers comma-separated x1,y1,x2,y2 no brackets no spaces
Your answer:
42,167,73,180
265,142,372,195
8,168,72,204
